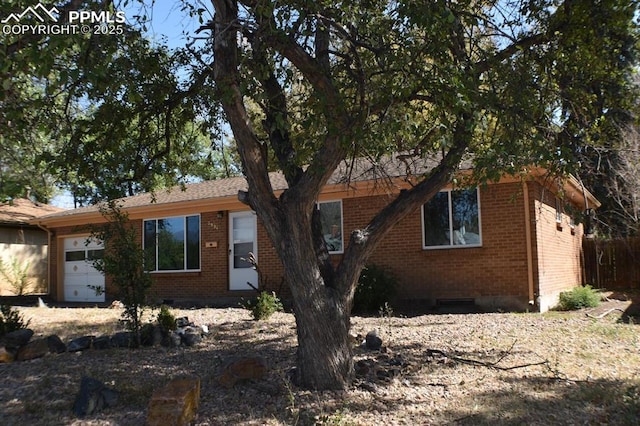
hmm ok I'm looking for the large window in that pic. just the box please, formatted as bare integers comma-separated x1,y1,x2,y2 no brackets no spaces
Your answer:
143,215,200,271
318,200,343,253
422,188,481,249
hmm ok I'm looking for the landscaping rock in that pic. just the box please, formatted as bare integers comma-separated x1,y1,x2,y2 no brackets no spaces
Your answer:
218,356,268,388
0,346,16,363
162,331,183,348
2,329,34,349
110,331,135,348
72,376,119,417
147,377,200,426
92,335,112,350
180,327,203,347
175,316,191,328
365,330,383,350
152,325,163,346
47,335,67,353
16,337,50,361
67,336,94,352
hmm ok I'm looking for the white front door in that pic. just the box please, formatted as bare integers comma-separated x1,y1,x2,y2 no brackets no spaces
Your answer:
229,212,258,290
63,237,105,302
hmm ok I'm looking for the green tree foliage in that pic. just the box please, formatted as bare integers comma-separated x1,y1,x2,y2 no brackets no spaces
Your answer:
88,201,152,347
353,265,397,314
1,1,221,204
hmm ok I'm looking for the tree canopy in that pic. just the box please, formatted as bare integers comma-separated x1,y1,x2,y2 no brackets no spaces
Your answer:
1,0,221,204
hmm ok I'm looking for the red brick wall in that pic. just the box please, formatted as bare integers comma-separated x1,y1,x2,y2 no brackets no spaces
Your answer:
528,182,584,311
339,183,530,308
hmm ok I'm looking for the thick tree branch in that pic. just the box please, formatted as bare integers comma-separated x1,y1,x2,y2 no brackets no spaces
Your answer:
249,16,303,187
248,7,349,202
213,0,278,215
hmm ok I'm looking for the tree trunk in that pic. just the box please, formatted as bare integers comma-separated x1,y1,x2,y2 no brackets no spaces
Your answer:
270,206,355,389
290,275,353,390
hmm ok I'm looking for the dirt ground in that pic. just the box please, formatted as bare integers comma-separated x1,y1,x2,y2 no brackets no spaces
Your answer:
1,294,639,425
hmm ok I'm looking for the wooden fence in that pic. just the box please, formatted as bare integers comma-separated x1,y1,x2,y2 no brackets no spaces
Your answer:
583,238,640,290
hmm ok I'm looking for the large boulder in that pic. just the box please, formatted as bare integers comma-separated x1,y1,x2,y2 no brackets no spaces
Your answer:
179,327,203,347
0,346,15,363
218,356,268,388
2,329,34,350
16,338,50,361
72,376,119,417
110,331,135,348
67,336,94,352
147,377,200,426
46,335,67,353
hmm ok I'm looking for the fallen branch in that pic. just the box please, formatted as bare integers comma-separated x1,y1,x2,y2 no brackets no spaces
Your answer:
426,341,550,371
585,308,625,319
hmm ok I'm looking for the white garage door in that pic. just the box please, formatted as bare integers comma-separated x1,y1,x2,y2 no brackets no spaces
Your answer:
64,237,105,302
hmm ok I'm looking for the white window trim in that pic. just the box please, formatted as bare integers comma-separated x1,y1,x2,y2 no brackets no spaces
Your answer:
143,214,202,273
317,200,344,254
421,188,483,250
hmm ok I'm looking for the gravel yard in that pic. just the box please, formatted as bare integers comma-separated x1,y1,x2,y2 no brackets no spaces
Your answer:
1,297,639,425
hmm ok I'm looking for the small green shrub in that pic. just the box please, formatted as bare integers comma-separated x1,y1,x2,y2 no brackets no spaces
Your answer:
557,285,601,310
353,265,397,314
157,305,177,331
0,305,31,337
246,291,284,321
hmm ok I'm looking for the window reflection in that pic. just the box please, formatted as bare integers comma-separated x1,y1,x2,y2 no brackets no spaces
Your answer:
423,189,481,248
319,201,343,252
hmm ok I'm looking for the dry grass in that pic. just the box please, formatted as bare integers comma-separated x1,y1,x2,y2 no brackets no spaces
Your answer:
1,300,639,425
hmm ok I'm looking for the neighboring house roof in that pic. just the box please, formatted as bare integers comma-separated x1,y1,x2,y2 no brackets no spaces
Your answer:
31,155,600,228
0,198,64,227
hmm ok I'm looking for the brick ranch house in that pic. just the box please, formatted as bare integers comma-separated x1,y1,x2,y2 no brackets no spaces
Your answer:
31,161,599,312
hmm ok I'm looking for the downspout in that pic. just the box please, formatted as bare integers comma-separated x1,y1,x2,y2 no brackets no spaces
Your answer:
523,181,535,307
35,222,53,297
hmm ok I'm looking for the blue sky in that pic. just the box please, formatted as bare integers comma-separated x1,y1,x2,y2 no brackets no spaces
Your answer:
141,1,209,49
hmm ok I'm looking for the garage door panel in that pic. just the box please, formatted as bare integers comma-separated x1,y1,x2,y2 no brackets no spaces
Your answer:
65,261,91,275
65,285,88,301
63,237,105,302
64,274,88,286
